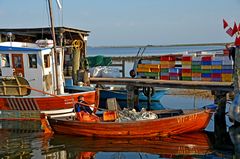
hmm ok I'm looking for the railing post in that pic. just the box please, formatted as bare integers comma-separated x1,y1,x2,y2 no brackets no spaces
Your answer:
122,60,125,78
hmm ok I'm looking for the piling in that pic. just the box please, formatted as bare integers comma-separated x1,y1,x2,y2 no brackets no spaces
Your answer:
213,91,229,149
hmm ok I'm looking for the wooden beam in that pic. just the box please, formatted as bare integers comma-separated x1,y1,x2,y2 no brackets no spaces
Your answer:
90,77,233,91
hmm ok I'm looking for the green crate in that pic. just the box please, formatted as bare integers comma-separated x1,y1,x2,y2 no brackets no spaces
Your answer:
192,69,202,73
160,68,169,73
143,72,160,77
191,65,201,70
201,69,211,74
182,77,192,81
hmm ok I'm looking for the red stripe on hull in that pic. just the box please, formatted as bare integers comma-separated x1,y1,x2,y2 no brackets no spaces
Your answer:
0,91,96,111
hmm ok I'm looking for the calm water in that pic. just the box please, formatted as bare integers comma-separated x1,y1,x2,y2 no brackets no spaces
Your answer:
87,45,224,57
1,45,238,159
0,95,237,159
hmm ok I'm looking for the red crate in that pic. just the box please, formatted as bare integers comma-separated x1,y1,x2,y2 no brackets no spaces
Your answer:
160,56,176,61
202,56,212,61
211,73,222,78
182,69,192,73
182,56,192,61
160,76,169,80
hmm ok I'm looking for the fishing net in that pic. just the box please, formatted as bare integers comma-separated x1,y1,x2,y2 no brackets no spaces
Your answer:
116,108,158,122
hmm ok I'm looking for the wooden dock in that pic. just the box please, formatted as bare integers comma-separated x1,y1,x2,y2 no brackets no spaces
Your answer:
90,77,233,91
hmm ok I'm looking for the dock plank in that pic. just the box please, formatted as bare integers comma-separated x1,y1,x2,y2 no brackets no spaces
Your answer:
90,77,233,91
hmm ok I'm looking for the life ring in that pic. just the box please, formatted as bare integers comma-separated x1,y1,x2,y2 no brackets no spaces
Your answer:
143,87,155,97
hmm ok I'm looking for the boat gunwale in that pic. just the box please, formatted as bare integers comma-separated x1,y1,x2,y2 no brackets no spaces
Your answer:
48,109,212,125
0,90,96,99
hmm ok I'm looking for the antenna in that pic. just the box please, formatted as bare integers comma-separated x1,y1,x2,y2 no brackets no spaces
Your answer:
48,0,60,95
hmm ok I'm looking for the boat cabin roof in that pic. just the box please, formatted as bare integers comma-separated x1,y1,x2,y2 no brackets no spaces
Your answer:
0,42,50,52
0,26,90,43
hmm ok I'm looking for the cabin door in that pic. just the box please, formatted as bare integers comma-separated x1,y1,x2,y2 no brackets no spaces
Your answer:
12,54,24,77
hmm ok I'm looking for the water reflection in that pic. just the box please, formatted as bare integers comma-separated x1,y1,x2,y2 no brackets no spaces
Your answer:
49,132,212,159
0,120,49,159
1,119,240,158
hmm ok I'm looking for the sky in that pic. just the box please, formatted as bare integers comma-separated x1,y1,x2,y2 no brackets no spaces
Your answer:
0,0,239,46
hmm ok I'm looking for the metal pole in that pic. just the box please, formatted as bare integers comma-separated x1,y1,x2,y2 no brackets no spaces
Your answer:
48,0,60,94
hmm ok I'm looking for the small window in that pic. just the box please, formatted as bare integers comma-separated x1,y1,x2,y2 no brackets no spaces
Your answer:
1,54,10,67
13,56,22,68
57,52,60,65
28,54,37,68
44,54,50,68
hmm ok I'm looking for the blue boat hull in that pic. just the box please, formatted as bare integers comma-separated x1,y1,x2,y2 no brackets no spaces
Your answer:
99,89,168,110
100,89,168,102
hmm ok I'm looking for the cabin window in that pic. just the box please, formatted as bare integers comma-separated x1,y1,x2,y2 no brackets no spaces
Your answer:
13,56,22,68
44,54,50,68
1,54,10,67
28,54,37,68
57,52,60,65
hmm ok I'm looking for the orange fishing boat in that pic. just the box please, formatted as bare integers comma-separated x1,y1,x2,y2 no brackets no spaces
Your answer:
0,41,98,120
46,109,213,138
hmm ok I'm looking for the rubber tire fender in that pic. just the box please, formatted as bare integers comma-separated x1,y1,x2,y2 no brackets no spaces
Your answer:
143,87,155,97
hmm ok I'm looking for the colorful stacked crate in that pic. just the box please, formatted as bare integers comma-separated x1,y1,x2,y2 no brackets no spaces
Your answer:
160,55,176,80
221,56,234,82
211,56,223,82
191,56,202,81
137,63,160,79
169,68,181,80
181,55,192,81
201,56,212,81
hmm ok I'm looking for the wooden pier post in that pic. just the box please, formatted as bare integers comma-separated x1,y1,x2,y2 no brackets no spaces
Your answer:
231,46,240,125
126,85,139,110
213,90,229,149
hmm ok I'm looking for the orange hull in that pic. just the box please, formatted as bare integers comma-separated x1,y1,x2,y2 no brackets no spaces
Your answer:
48,109,213,138
0,91,97,111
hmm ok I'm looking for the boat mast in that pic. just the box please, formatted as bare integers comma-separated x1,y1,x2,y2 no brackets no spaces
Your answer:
48,0,60,95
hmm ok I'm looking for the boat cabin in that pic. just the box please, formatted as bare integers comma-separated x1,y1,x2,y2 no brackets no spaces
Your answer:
0,40,64,96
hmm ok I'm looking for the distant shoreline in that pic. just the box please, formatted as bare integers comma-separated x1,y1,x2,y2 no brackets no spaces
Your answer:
89,42,229,48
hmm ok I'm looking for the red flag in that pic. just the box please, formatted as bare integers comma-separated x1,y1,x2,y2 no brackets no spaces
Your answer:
223,19,228,29
235,36,240,46
232,22,238,35
226,27,233,37
238,23,240,31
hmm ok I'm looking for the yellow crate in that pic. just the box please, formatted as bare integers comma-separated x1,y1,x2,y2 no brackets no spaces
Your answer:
138,64,160,69
161,62,175,68
182,73,192,77
222,78,232,82
182,61,192,66
211,65,222,69
136,67,151,72
202,78,211,81
150,68,161,72
160,61,175,65
222,74,233,82
201,65,212,69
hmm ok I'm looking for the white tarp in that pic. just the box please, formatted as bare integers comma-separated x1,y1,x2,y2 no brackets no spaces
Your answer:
89,66,121,78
